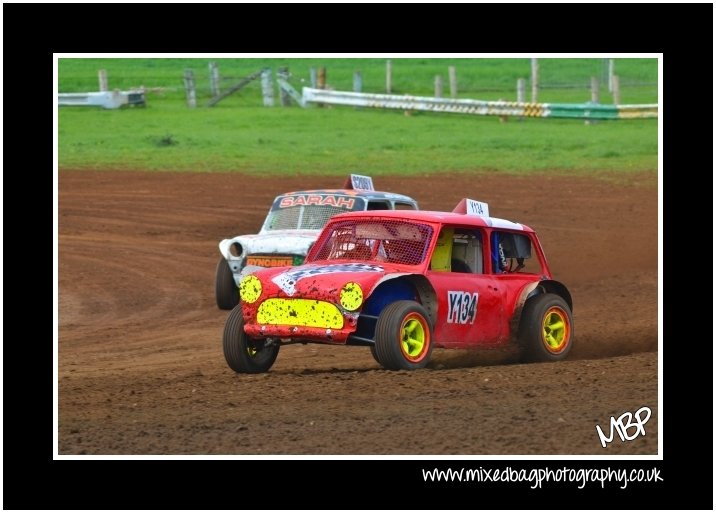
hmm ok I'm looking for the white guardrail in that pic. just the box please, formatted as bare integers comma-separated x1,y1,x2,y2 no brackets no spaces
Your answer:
302,88,657,120
58,90,146,109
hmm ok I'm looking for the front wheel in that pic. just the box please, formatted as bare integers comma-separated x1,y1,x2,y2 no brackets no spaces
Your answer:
519,293,573,362
216,258,239,310
369,345,381,365
374,301,433,370
223,305,279,373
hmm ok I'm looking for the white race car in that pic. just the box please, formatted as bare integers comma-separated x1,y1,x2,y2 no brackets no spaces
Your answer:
216,175,419,309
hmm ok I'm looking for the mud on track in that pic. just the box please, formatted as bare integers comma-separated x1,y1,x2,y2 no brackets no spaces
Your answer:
58,170,658,455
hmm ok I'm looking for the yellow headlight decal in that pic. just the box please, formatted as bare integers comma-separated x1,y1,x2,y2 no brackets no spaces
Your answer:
239,275,262,303
340,282,363,311
257,299,344,329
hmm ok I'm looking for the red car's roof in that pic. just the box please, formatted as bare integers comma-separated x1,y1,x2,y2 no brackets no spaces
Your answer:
329,209,534,232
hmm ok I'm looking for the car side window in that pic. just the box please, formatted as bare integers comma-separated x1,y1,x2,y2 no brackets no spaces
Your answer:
430,228,483,274
367,201,390,211
490,231,540,274
451,230,483,274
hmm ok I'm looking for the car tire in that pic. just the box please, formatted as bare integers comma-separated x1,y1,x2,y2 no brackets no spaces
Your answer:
519,293,573,362
369,345,381,365
216,258,239,310
223,305,280,373
374,300,433,370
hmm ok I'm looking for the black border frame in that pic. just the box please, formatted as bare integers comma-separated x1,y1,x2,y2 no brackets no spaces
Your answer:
4,3,711,510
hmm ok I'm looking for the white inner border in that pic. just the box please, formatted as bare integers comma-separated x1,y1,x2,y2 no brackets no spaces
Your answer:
53,53,662,461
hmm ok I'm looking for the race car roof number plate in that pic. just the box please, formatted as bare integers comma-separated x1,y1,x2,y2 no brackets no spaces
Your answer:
350,174,374,191
465,199,490,218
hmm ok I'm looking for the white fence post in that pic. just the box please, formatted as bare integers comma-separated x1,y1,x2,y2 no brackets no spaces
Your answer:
386,59,392,93
261,69,274,107
586,76,600,125
98,69,108,92
310,67,317,89
434,75,443,98
448,65,457,98
530,58,539,103
517,78,526,121
209,62,220,97
353,71,362,93
608,59,615,93
183,69,196,108
517,78,526,103
612,75,620,105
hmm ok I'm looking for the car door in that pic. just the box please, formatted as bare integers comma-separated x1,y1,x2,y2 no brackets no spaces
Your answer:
427,272,505,348
426,227,506,348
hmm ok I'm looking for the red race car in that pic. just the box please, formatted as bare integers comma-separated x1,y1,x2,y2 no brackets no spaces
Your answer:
223,198,573,372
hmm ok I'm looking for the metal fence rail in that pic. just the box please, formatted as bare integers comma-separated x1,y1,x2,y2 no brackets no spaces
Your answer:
302,88,657,120
58,90,145,109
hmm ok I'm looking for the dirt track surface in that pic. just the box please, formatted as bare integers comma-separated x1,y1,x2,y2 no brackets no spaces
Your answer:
58,170,658,455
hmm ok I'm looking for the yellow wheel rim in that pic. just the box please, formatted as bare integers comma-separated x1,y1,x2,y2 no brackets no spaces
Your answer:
400,314,429,362
246,338,261,358
542,307,570,354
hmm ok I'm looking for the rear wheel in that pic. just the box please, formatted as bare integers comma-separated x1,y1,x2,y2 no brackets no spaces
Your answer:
216,258,239,310
223,305,279,373
519,293,573,362
374,301,433,370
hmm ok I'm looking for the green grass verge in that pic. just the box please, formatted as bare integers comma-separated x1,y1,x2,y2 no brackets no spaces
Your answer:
58,58,658,175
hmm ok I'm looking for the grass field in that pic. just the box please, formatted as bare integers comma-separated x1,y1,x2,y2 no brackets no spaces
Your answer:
58,57,658,175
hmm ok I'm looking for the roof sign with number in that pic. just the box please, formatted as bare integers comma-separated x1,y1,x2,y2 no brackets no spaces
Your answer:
452,198,490,218
345,174,375,191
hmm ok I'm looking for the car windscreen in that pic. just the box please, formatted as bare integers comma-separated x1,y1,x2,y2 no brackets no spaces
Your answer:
310,219,434,265
262,194,366,231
